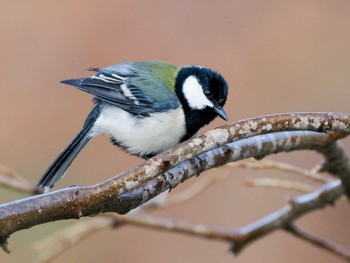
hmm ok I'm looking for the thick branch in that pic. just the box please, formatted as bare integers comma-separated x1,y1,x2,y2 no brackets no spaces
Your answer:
0,112,349,248
318,141,350,197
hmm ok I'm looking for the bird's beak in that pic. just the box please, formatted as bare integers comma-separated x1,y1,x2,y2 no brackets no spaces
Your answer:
214,106,228,121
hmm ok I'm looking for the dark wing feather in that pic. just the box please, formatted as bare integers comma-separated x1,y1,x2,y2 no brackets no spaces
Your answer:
61,75,154,116
61,63,179,116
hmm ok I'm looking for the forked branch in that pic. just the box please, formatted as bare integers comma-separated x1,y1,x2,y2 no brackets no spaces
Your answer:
0,112,350,258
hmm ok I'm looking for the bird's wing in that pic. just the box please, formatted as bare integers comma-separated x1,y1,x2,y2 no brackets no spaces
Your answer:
61,62,180,116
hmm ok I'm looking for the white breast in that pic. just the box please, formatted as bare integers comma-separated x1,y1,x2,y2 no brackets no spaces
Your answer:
91,105,186,156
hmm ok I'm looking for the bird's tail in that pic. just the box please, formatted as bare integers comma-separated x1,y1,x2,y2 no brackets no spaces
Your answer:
37,107,100,191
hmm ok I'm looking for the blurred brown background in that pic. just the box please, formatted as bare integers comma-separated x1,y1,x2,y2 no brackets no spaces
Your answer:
1,1,350,262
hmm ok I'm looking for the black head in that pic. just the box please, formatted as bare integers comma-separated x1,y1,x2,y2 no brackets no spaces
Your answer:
175,66,229,140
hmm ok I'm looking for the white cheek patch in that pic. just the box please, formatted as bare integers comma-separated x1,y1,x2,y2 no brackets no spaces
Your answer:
183,76,213,110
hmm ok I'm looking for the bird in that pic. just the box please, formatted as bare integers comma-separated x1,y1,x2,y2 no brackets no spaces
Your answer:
37,61,229,190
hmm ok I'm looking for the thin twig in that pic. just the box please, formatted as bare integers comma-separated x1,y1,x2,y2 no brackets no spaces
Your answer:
285,223,350,262
34,217,114,263
229,159,331,182
229,180,344,254
245,178,315,192
0,164,36,194
163,170,229,207
33,213,232,263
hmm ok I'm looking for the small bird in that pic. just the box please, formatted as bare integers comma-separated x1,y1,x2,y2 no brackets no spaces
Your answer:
38,61,229,190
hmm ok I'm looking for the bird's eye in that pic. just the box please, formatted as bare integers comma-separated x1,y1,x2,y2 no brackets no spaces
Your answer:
204,90,212,97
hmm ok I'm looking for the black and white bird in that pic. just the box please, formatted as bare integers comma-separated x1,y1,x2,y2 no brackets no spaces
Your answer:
38,61,229,190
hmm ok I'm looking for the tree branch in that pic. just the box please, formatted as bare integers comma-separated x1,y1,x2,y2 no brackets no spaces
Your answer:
0,112,349,252
318,141,350,197
0,164,36,194
230,159,331,182
245,178,315,192
33,180,347,262
285,223,350,261
228,180,343,253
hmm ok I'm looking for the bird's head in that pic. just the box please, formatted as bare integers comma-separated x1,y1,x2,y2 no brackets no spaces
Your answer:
175,66,229,121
